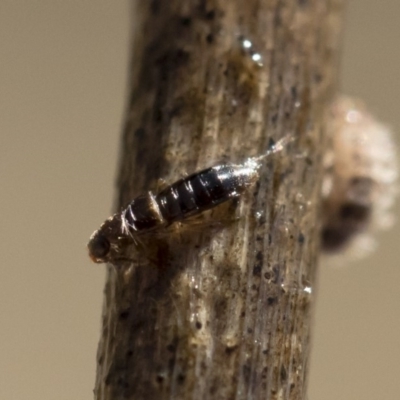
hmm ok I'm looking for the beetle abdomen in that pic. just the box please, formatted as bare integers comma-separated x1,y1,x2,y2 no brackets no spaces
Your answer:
155,164,257,223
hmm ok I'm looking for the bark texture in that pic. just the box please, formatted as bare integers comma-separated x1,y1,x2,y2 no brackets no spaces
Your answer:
95,1,343,399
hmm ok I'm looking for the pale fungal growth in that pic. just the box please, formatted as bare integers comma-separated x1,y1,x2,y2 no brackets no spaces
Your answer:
321,96,398,258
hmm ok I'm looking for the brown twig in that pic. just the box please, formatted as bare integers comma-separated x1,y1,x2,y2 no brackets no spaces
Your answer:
94,1,344,399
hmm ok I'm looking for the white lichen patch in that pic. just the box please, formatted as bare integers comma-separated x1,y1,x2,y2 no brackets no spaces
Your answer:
322,96,398,260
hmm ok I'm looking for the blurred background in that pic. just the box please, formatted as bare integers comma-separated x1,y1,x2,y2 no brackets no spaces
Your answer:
1,2,399,399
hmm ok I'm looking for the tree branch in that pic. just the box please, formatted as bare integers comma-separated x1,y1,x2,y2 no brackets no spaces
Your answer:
94,1,343,399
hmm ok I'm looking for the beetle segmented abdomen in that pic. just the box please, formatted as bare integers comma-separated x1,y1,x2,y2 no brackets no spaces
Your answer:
123,193,164,233
155,164,257,223
155,171,206,221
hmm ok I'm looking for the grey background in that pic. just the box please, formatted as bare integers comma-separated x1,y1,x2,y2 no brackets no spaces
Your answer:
1,2,398,399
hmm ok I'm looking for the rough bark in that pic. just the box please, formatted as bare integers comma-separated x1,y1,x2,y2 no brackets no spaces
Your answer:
94,1,343,399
